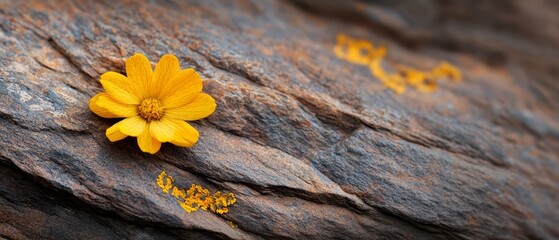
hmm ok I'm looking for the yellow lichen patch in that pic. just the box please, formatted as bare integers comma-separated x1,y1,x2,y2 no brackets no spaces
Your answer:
157,171,174,193
334,33,387,65
397,66,438,93
171,186,187,199
369,59,406,94
208,191,237,214
432,61,462,81
156,170,237,215
334,34,462,94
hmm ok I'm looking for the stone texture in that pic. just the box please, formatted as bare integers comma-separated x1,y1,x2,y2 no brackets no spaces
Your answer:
0,0,558,239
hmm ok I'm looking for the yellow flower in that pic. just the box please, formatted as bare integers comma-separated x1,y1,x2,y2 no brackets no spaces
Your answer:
89,53,216,154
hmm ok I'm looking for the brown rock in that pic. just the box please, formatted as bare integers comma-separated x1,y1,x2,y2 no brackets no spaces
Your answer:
0,0,558,239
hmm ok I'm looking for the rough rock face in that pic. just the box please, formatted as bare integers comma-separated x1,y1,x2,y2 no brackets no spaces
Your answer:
1,0,558,239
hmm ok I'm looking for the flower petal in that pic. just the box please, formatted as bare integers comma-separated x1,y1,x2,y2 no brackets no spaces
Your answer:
106,123,128,142
96,95,138,117
118,116,148,137
149,117,176,142
161,69,202,109
165,93,216,121
170,120,200,147
89,93,120,118
152,54,180,99
100,71,141,105
126,53,153,99
148,116,199,147
137,129,161,154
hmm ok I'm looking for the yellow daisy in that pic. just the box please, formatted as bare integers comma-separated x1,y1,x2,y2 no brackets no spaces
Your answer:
89,53,216,154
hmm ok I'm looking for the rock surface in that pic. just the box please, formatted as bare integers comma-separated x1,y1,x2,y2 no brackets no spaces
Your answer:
1,0,558,239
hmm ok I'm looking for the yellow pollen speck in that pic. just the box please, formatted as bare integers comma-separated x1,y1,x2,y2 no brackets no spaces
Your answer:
138,98,165,121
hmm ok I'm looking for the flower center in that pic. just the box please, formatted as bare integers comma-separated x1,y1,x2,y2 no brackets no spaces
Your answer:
138,98,165,121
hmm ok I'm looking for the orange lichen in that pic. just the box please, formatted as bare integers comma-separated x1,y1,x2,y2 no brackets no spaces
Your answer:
334,33,387,65
369,59,406,94
208,191,237,214
156,170,174,193
156,171,236,214
334,34,462,94
431,61,462,81
397,66,438,93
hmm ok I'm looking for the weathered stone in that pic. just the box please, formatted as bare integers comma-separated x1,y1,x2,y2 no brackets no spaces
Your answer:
0,0,558,239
